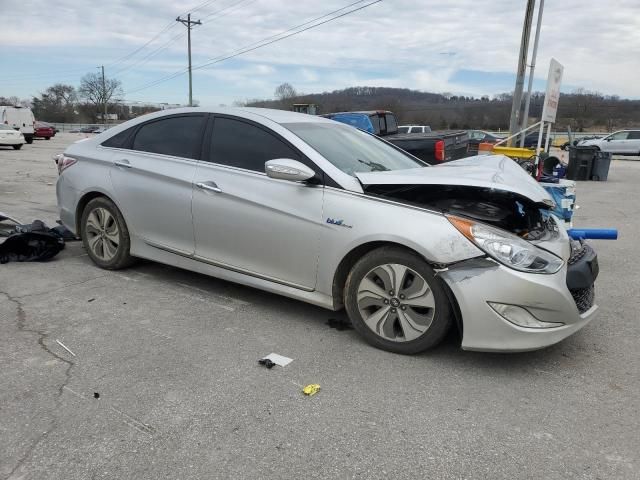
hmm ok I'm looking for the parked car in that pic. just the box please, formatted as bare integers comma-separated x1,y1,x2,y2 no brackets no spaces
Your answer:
92,126,110,134
398,125,432,134
0,124,26,149
40,121,57,136
56,107,600,354
0,105,35,143
520,132,548,149
578,130,640,155
34,121,55,140
323,111,468,164
70,125,100,133
467,130,504,154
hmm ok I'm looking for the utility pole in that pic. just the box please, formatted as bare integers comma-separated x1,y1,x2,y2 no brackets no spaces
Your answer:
520,0,545,147
507,0,535,146
176,13,202,107
99,65,107,126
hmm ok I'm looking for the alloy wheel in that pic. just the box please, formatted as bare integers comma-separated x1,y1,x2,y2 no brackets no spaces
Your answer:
356,263,436,342
85,207,120,261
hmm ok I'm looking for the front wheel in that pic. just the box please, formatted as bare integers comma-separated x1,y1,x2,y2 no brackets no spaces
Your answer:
81,197,135,270
45,137,51,140
344,246,452,354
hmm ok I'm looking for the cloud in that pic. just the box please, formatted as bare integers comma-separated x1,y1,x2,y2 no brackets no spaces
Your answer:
0,0,638,103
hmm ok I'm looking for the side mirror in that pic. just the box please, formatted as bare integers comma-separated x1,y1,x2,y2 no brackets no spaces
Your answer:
265,159,316,182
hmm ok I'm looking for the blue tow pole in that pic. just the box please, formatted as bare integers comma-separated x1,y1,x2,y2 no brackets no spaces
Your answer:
567,228,618,240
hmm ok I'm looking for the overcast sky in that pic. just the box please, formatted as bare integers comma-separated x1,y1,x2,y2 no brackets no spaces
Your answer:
1,0,638,106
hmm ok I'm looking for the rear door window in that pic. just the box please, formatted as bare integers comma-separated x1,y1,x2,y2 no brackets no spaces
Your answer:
627,131,640,140
131,115,206,159
102,128,135,148
208,117,300,172
385,114,397,132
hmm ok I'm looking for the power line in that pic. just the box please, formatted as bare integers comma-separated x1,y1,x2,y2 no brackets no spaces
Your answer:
111,1,250,77
196,0,373,67
106,22,177,69
112,31,187,76
193,0,382,71
199,0,257,22
124,0,381,96
106,1,221,69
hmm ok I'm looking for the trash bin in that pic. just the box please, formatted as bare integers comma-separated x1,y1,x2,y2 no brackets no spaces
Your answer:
591,151,612,181
566,146,596,180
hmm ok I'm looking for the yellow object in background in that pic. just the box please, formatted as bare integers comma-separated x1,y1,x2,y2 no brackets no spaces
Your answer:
302,384,321,396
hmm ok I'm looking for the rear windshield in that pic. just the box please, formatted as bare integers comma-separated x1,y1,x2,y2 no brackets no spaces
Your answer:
397,126,409,134
284,122,426,175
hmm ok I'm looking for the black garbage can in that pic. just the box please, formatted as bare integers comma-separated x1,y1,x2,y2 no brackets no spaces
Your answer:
591,151,612,181
567,146,597,180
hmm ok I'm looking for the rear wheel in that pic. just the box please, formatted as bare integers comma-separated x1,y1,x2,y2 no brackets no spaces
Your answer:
24,135,33,144
45,137,51,140
81,197,134,270
12,144,22,150
344,246,452,354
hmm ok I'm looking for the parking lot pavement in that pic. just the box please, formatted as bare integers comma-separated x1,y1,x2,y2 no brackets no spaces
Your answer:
1,135,639,480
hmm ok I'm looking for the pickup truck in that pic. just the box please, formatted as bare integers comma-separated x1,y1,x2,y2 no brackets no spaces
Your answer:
322,110,468,164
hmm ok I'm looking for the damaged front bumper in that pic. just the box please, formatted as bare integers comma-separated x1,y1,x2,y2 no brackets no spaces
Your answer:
440,245,598,352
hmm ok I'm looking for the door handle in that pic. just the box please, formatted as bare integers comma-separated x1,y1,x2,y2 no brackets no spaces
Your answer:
114,159,132,168
196,181,222,193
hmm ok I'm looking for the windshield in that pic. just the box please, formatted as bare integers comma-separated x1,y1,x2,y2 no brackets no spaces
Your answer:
0,124,15,130
397,126,409,134
284,122,426,175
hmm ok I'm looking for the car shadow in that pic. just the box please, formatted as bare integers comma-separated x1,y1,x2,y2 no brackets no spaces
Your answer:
83,256,591,371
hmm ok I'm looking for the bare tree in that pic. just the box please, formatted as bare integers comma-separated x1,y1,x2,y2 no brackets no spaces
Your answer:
274,82,297,101
78,72,123,120
32,84,77,122
0,95,28,107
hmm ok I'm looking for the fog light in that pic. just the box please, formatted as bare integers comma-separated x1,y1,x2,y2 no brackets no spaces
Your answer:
488,302,564,329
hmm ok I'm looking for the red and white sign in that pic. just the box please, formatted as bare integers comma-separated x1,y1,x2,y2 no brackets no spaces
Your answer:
541,58,564,123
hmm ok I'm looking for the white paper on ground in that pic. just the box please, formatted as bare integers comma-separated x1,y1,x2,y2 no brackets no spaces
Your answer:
262,353,293,367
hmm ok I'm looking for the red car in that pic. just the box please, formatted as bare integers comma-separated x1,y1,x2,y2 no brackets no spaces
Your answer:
34,122,55,140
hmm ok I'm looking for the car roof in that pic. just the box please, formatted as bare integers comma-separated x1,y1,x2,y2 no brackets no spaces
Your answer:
134,106,333,125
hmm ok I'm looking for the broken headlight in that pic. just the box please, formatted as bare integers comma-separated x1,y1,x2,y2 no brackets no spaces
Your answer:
447,215,563,274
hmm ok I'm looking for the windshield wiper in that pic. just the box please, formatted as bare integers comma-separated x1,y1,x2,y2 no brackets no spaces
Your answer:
357,158,389,172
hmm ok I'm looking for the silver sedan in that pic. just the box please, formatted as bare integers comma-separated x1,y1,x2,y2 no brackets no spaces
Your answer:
56,107,599,354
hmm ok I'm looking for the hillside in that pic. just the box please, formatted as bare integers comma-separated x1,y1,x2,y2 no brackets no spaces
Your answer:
245,86,640,131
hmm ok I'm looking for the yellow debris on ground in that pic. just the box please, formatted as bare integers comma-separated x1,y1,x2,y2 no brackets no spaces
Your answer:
302,384,321,396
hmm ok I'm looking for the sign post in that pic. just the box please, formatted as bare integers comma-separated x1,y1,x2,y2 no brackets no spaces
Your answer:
535,58,563,177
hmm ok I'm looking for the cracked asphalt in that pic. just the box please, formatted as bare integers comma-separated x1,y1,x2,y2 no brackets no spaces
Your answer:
1,134,639,479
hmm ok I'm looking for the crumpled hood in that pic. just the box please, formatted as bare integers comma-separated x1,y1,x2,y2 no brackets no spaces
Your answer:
355,155,553,205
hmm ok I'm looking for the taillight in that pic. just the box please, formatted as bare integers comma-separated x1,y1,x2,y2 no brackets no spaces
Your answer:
435,140,445,162
54,154,78,174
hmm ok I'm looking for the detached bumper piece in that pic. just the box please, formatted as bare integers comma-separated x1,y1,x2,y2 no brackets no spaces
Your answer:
567,242,598,314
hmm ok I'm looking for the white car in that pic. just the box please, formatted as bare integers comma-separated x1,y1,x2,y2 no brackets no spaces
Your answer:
578,130,640,155
0,124,25,150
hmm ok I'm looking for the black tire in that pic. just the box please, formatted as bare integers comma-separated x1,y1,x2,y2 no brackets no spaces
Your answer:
12,144,22,150
25,135,33,144
45,137,51,140
81,197,135,270
344,246,452,354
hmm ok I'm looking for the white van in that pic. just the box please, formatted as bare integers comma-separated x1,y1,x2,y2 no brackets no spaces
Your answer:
0,106,35,144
